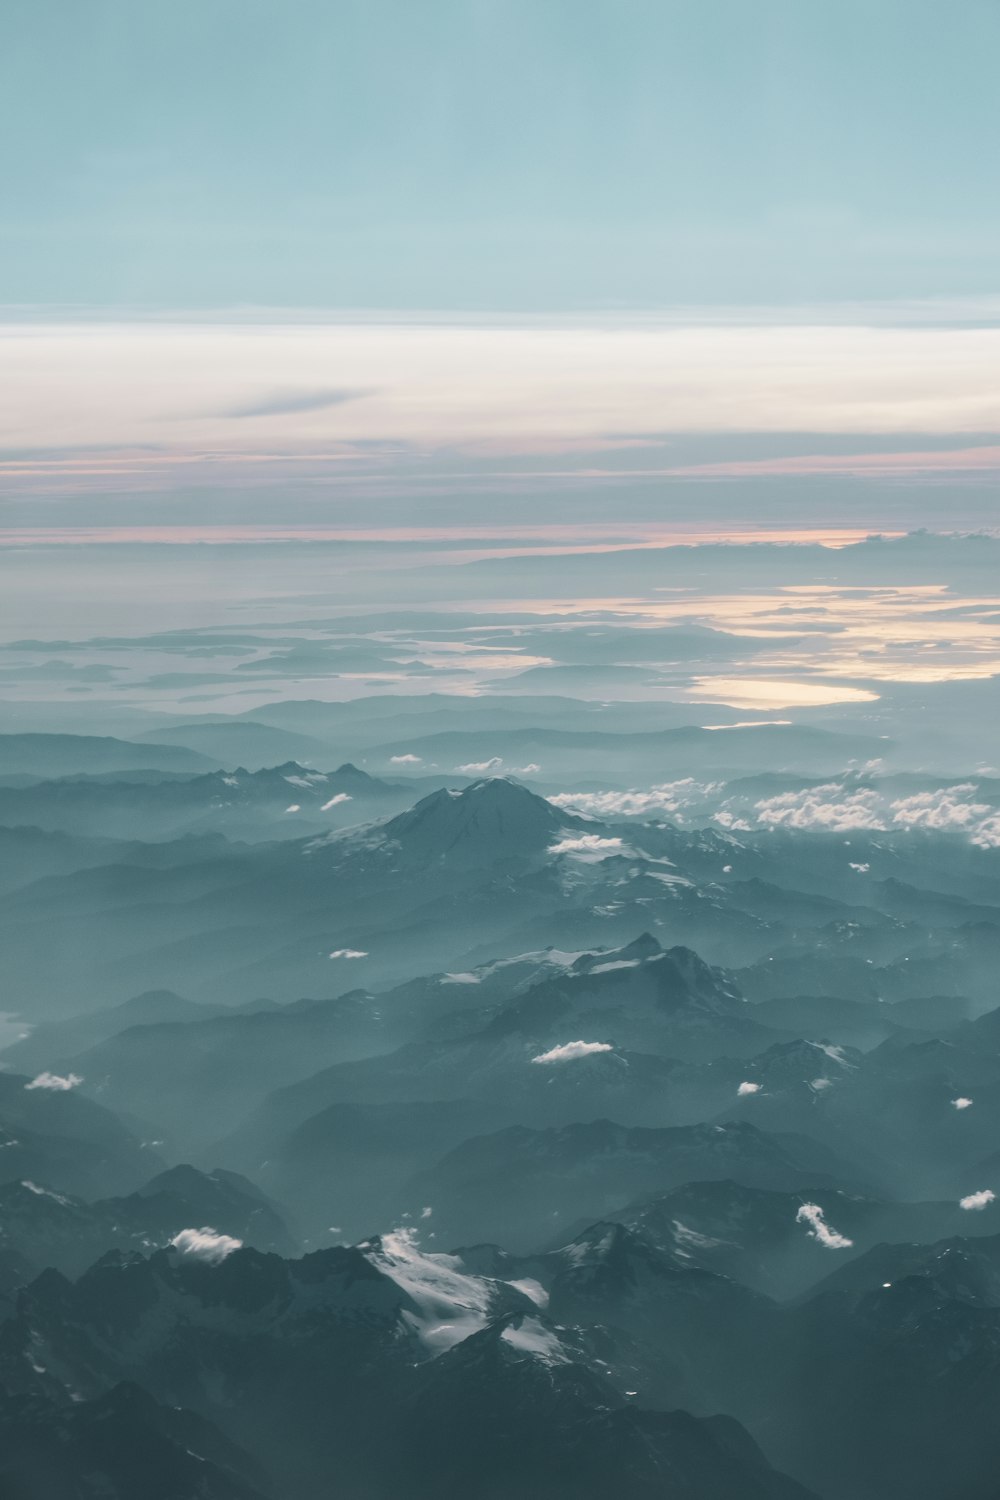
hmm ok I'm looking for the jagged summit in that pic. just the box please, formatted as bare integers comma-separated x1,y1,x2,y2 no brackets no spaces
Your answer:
571,932,663,971
333,761,378,783
225,760,378,787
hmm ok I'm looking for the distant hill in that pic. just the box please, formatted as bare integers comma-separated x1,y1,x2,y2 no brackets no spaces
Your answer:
0,733,218,776
366,723,893,778
131,718,339,770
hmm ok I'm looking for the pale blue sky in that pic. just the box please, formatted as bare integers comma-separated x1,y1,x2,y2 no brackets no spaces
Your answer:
4,0,999,308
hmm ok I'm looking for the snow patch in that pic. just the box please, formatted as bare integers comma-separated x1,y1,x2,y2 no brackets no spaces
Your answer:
672,1220,725,1250
499,1315,569,1364
21,1180,72,1205
505,1278,549,1308
531,1040,613,1065
807,1042,852,1068
369,1228,493,1355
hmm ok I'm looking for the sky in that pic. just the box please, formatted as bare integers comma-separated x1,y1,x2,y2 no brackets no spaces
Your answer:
1,1,998,530
4,0,1000,310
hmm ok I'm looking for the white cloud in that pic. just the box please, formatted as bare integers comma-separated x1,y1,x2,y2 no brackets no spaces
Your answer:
713,809,753,831
390,754,423,765
169,1226,243,1263
960,1189,996,1211
973,819,1000,850
321,792,352,809
548,834,625,861
796,1202,853,1249
952,1096,974,1110
285,804,301,813
420,1206,433,1219
513,763,541,775
548,780,714,819
890,788,1000,848
547,779,1000,851
25,1072,83,1092
531,1040,613,1065
742,784,1000,847
329,948,368,959
755,785,885,832
737,1081,762,1096
456,757,503,775
890,786,986,830
849,861,870,873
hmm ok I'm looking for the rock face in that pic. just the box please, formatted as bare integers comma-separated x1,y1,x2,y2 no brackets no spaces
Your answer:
0,1381,269,1500
0,1237,815,1500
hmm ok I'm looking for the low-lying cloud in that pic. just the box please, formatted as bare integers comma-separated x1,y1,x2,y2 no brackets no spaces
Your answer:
960,1189,996,1211
550,779,1000,849
796,1202,853,1249
169,1226,243,1262
548,834,625,860
549,780,714,820
754,786,884,832
25,1071,83,1092
321,792,352,809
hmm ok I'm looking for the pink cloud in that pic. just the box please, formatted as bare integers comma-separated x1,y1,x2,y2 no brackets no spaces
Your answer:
664,446,1000,479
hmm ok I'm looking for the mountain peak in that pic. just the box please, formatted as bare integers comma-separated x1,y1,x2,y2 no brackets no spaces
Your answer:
380,777,574,866
333,762,377,783
572,933,663,973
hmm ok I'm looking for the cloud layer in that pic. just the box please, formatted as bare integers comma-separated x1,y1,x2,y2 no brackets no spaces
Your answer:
9,321,1000,495
553,780,1000,850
